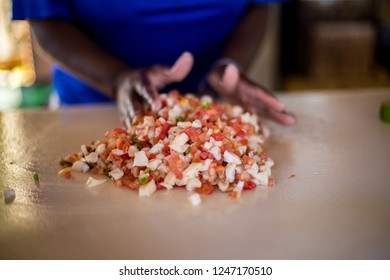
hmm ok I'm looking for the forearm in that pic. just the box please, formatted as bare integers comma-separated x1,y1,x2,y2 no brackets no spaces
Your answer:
221,4,269,71
29,20,131,98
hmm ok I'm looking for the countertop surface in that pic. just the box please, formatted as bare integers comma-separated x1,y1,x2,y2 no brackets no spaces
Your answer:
1,88,390,260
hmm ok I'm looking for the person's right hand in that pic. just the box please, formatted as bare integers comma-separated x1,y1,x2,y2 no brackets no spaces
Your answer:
116,52,193,128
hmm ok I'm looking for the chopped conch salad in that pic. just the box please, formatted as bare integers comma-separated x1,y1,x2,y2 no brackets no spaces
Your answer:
59,91,275,204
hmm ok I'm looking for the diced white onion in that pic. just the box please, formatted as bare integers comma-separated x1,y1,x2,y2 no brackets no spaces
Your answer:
210,146,221,161
149,142,164,154
157,163,170,173
159,182,173,190
177,121,192,129
225,163,237,183
185,177,201,192
112,149,126,156
139,179,157,197
200,95,213,103
204,141,213,150
192,120,202,128
231,105,244,117
84,152,98,163
235,181,244,192
199,159,212,172
71,161,90,173
223,151,242,164
252,171,269,185
237,146,247,155
182,163,203,178
265,158,274,168
170,144,189,154
170,133,189,153
95,144,106,155
143,116,155,127
133,151,149,167
168,104,183,122
164,171,176,185
147,159,162,171
218,179,229,192
128,145,138,157
58,167,71,176
81,145,88,155
108,168,124,180
188,193,202,206
248,135,264,150
85,177,107,188
171,133,188,147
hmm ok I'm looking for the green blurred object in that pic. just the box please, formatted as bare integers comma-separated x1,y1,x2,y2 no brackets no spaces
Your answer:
380,101,390,124
20,84,53,108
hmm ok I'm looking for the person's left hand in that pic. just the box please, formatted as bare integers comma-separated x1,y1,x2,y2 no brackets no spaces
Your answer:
207,62,296,125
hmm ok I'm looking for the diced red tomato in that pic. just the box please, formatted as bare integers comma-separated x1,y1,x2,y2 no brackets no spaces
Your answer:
241,124,254,135
108,152,128,162
212,132,224,141
121,176,140,190
243,181,257,191
240,139,248,146
63,171,72,179
155,177,165,190
220,143,233,154
198,132,209,142
236,130,246,138
183,127,200,143
232,122,242,133
169,89,180,98
260,154,269,162
228,192,240,199
200,151,214,160
167,152,185,180
157,123,171,140
105,127,127,138
190,145,199,155
242,155,254,165
116,137,130,152
162,146,171,156
195,185,215,195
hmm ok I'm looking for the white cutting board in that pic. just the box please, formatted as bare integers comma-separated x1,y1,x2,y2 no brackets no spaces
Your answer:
1,88,389,259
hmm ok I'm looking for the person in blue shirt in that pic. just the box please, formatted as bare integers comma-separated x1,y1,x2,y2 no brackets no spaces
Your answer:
12,0,295,125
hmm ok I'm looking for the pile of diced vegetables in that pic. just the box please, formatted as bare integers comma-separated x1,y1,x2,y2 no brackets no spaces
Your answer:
59,91,275,205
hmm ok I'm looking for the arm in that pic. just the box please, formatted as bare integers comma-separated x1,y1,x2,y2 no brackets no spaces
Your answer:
207,4,296,125
30,20,193,126
29,20,130,98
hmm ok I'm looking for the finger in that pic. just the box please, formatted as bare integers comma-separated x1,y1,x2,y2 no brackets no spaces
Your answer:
165,51,194,81
149,52,194,88
117,80,132,128
134,82,153,107
220,63,240,94
237,79,285,113
136,82,162,112
120,93,134,129
129,89,145,122
263,108,296,125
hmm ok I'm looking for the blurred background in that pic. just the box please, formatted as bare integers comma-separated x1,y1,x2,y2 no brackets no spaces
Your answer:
1,0,389,111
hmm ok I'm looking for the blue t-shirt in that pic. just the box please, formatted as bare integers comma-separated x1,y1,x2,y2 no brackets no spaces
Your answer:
13,0,278,105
